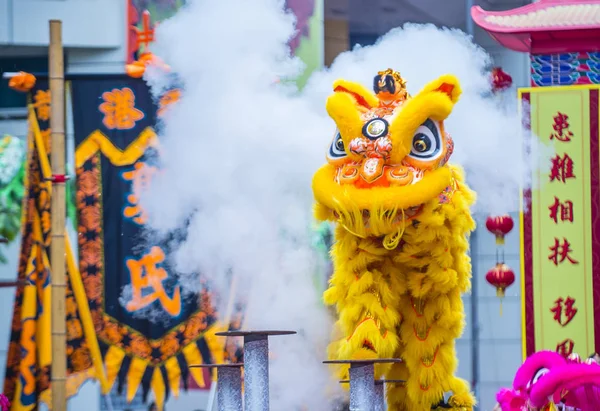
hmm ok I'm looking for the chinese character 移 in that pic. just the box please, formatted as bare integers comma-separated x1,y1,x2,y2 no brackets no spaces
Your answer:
33,90,51,121
550,296,578,326
125,246,182,316
548,196,574,223
549,154,576,183
99,87,144,130
556,339,575,357
122,161,158,225
550,112,574,142
157,89,181,117
548,238,579,265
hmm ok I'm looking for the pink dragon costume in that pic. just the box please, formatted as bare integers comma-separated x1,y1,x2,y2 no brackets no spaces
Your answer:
496,351,600,411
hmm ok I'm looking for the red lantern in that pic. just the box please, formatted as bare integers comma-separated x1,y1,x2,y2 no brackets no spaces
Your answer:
485,215,514,245
486,263,515,316
491,67,513,93
485,263,515,298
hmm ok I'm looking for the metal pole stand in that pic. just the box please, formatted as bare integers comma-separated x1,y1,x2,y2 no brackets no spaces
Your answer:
324,359,401,411
340,379,406,411
190,364,244,411
217,330,296,411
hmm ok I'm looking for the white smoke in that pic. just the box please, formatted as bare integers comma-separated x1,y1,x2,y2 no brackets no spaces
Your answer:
303,25,551,214
140,0,545,408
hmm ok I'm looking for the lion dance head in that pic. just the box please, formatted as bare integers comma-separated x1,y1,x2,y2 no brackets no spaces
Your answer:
312,70,462,248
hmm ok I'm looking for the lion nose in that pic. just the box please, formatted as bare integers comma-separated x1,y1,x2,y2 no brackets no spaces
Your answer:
349,136,392,160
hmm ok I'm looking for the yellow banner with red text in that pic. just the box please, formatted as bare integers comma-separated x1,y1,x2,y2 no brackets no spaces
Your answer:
523,86,598,358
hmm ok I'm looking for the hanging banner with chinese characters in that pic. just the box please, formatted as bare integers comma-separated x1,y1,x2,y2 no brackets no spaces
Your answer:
71,76,227,409
3,80,109,410
520,85,600,359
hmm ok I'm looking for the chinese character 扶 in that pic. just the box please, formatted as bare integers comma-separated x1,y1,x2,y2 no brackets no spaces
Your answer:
548,237,579,265
125,246,182,316
122,161,158,225
548,197,574,223
33,90,51,121
99,87,144,130
550,112,574,142
549,154,576,183
551,296,578,326
556,339,575,357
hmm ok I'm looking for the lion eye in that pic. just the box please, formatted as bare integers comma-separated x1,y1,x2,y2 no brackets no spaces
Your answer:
327,129,347,160
408,119,442,160
527,367,549,389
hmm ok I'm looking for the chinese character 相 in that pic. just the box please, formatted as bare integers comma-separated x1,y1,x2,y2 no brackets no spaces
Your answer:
548,197,574,224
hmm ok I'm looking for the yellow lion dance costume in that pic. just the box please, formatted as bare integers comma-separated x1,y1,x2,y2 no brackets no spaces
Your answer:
312,69,476,411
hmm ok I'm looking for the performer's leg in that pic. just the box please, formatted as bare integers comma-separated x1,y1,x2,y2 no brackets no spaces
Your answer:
398,290,475,411
324,229,404,372
385,347,415,411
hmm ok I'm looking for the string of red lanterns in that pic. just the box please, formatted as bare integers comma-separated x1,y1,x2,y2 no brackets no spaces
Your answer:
485,215,515,315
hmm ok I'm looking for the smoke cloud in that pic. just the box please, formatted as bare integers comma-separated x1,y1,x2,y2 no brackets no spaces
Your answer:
139,0,546,408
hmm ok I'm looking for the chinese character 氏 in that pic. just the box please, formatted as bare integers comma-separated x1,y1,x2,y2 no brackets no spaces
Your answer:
550,112,574,142
548,197,574,223
549,154,576,183
551,296,578,326
125,246,182,317
99,87,144,130
122,161,158,225
548,238,578,265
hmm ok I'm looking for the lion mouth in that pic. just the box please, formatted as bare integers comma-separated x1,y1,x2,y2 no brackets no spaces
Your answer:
313,165,452,213
333,205,423,230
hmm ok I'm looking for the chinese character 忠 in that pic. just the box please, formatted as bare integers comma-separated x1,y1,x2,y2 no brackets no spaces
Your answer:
556,339,575,357
33,90,51,121
548,197,574,223
549,154,576,183
550,112,574,142
125,246,182,316
551,296,578,326
99,87,144,130
548,238,579,265
122,161,158,225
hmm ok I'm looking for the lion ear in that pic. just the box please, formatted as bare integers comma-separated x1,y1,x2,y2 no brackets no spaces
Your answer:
332,79,378,109
420,74,462,104
436,83,456,100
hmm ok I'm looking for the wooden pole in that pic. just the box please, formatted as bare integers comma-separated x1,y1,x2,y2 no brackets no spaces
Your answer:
49,19,67,411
